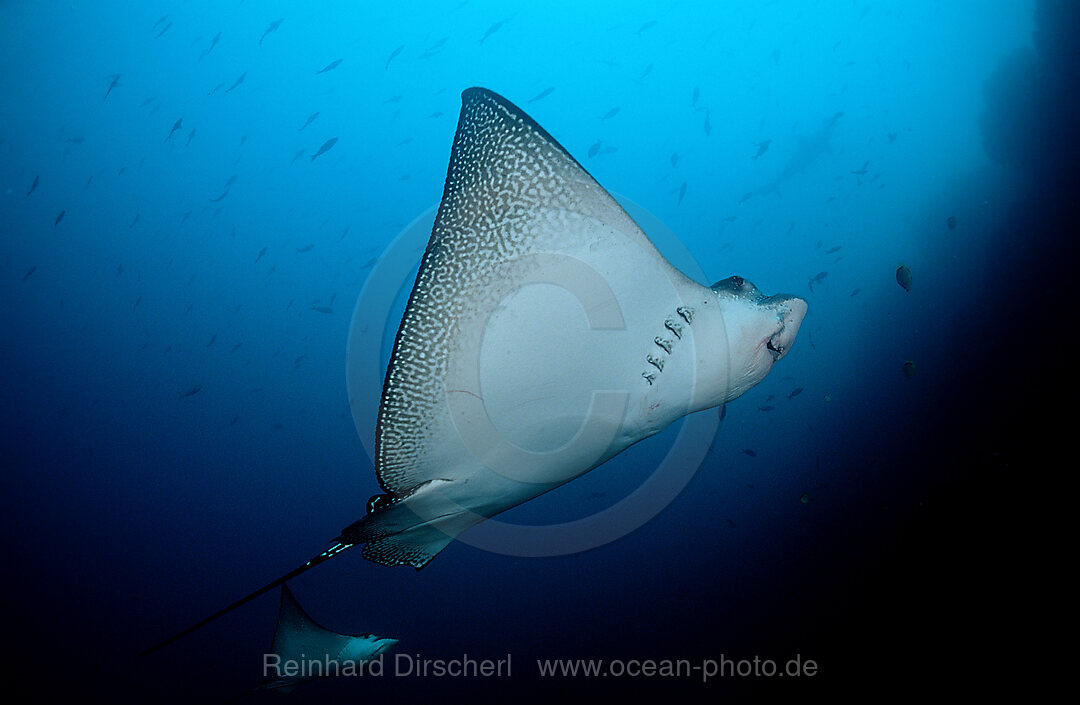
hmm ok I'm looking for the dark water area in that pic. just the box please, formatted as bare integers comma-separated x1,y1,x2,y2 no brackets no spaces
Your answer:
1,1,1074,702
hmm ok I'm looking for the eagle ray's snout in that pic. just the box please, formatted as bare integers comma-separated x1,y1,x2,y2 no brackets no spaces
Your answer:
767,296,808,361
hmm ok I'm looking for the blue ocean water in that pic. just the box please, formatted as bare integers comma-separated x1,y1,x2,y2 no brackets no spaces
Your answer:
2,1,1073,701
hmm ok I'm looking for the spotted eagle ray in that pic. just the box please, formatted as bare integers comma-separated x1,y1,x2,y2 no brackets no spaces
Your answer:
142,87,807,655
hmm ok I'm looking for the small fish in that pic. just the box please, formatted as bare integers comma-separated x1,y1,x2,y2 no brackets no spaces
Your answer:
139,96,156,108
637,63,653,81
758,405,774,412
208,82,225,95
316,58,342,74
800,493,812,505
527,86,554,103
155,22,172,39
896,263,912,292
788,387,804,399
946,215,957,230
180,385,202,398
54,210,65,227
850,160,869,175
26,175,39,196
421,37,448,59
152,15,168,30
295,244,314,253
290,148,305,164
385,45,404,69
741,449,757,458
133,295,142,311
228,414,239,425
850,288,861,297
199,32,221,60
588,139,603,158
259,18,283,46
254,246,268,263
718,404,727,422
600,107,620,120
104,74,121,101
670,153,679,167
752,139,771,159
808,271,828,292
22,266,36,281
230,342,243,353
185,129,196,147
311,137,338,161
166,118,183,141
902,360,916,379
825,245,841,254
765,394,774,402
130,213,139,228
207,334,217,348
677,181,687,206
209,188,229,202
298,112,320,131
691,86,700,109
479,19,508,44
311,306,333,314
225,72,246,93
725,518,737,529
887,132,898,143
637,20,658,34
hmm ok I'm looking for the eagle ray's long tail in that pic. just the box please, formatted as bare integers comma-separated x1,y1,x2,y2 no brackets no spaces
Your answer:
139,541,355,656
